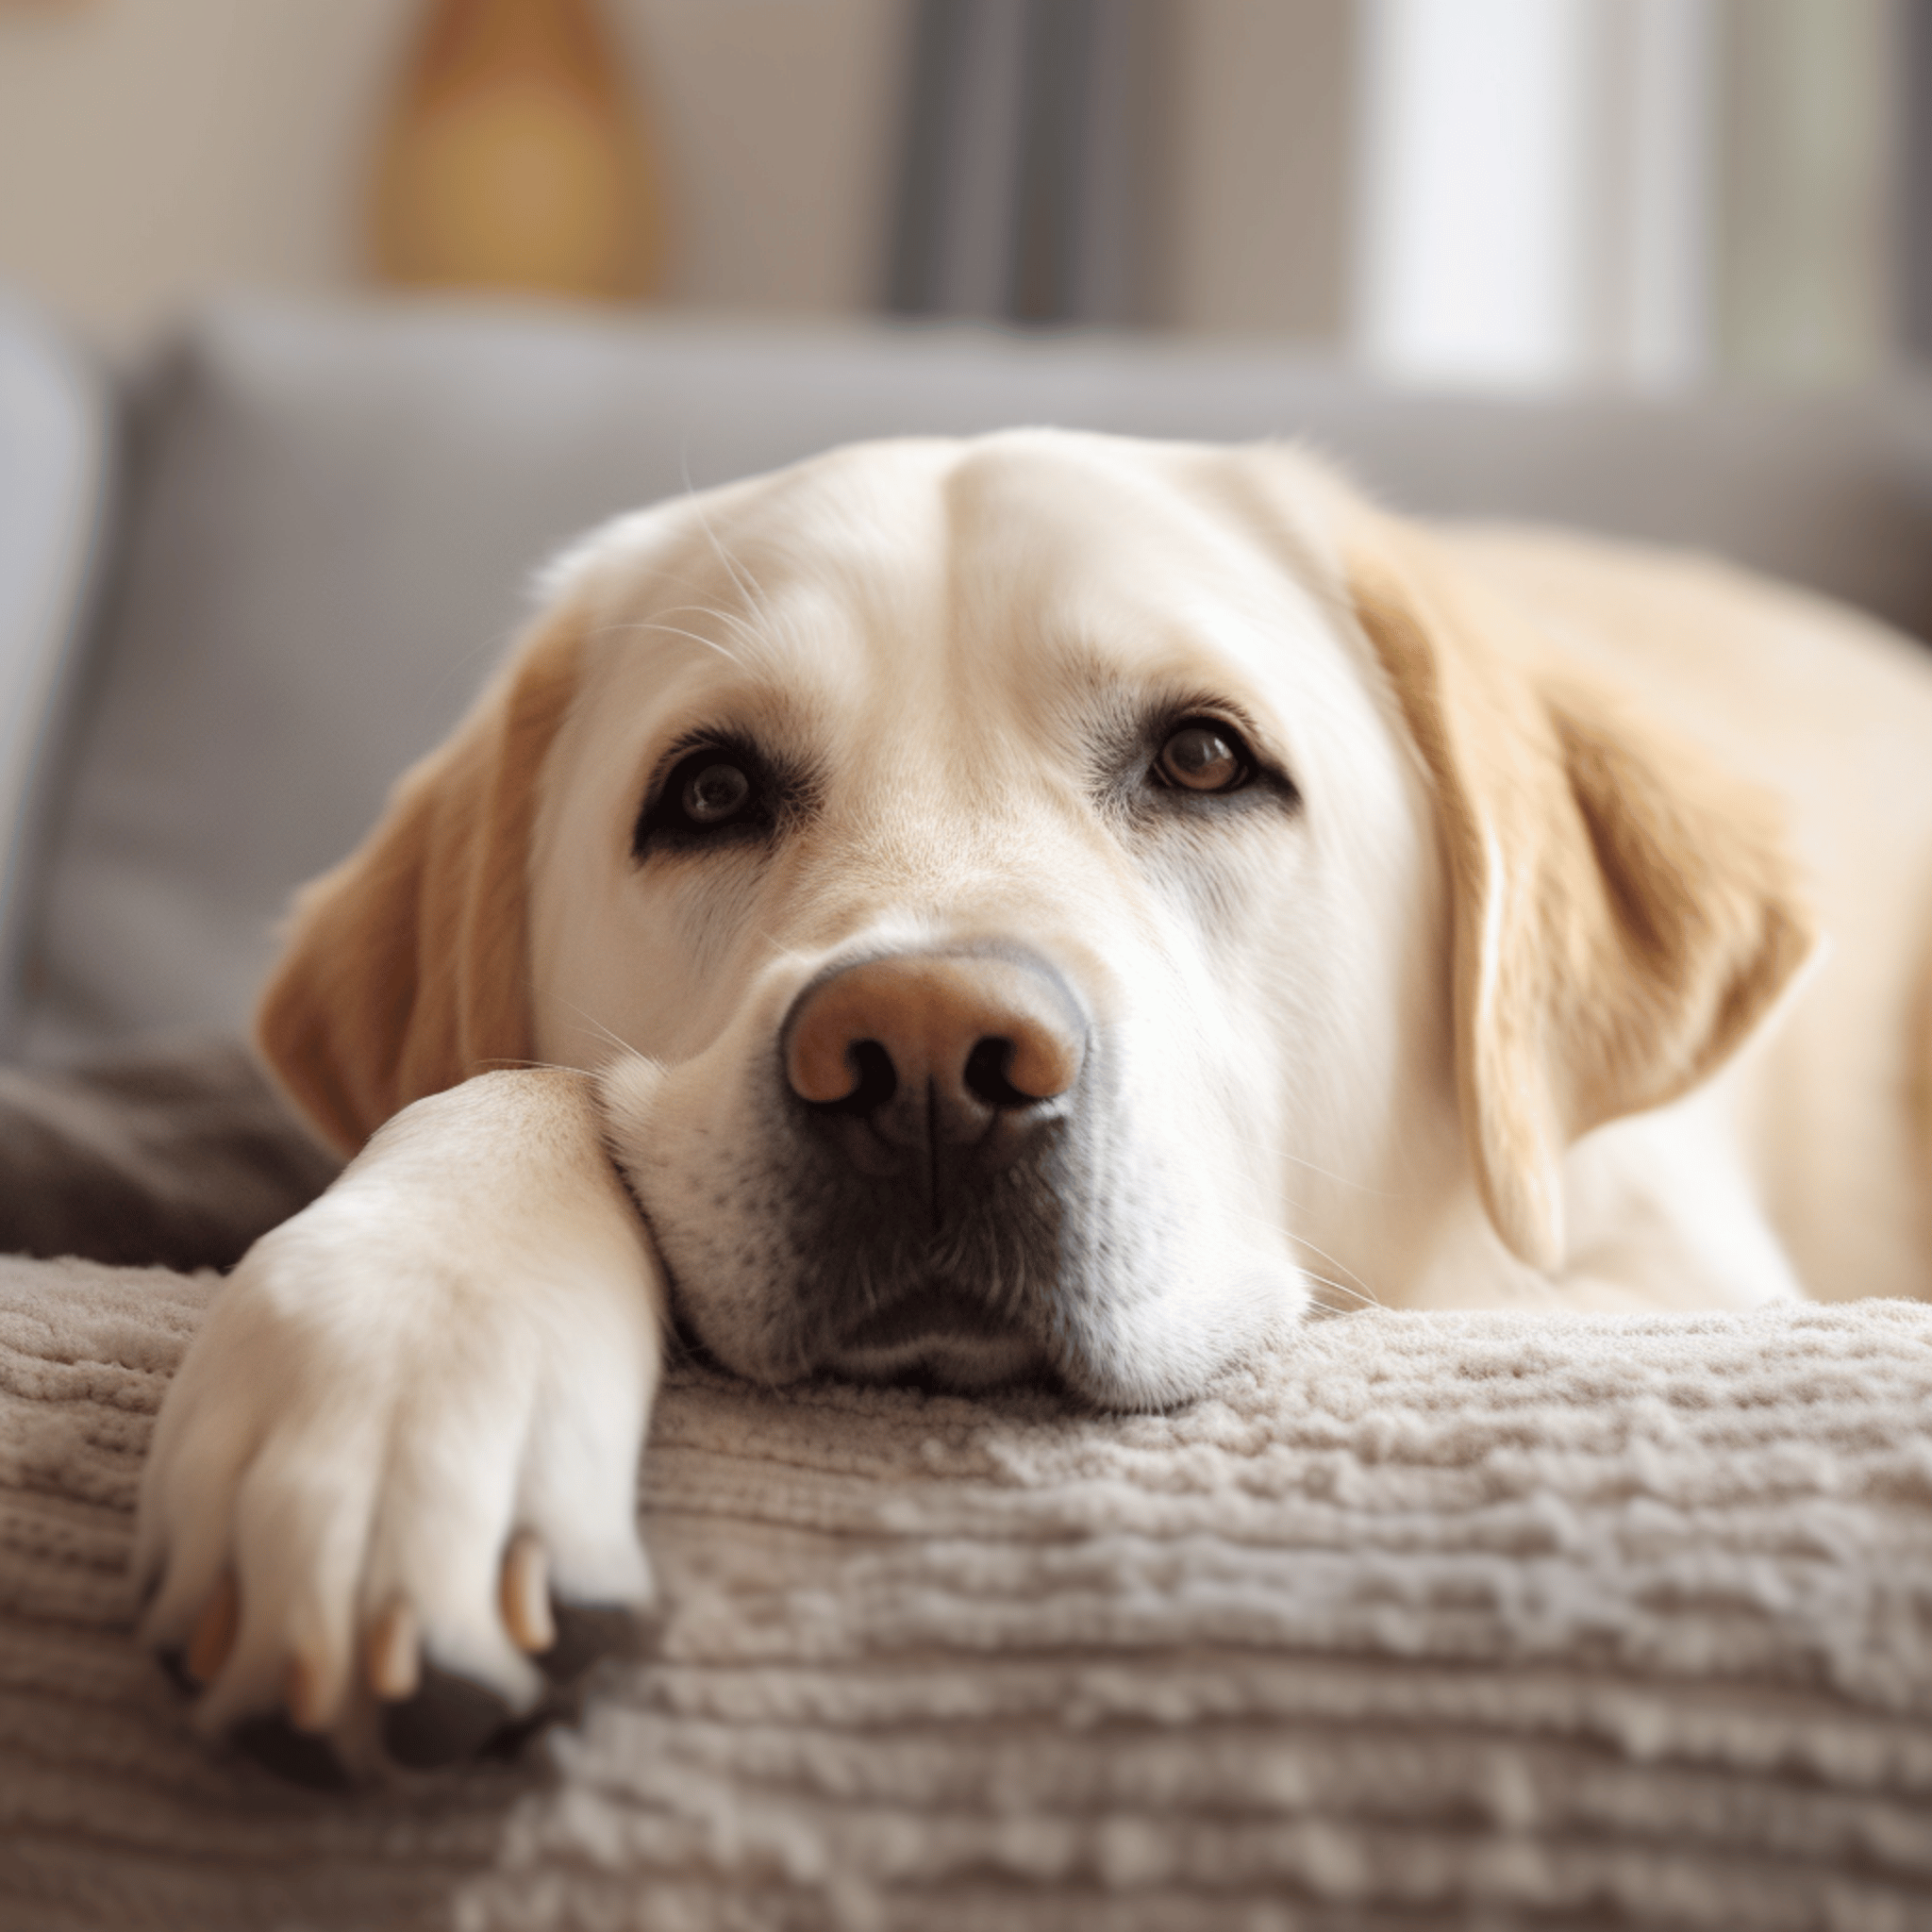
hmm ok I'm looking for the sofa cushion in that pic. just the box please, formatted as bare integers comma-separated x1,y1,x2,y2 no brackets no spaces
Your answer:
0,293,114,1053
6,1257,1932,1928
22,296,1932,1051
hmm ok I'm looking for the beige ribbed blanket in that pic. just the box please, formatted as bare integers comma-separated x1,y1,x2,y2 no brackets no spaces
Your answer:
2,1254,1930,1931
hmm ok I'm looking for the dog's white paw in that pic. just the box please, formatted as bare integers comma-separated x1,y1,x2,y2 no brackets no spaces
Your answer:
132,1073,666,1783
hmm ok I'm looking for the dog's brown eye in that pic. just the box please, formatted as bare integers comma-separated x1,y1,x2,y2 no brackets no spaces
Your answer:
681,759,752,826
1157,723,1248,793
635,743,774,856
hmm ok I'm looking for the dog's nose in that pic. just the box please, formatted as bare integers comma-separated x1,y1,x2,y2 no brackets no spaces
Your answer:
784,951,1085,1158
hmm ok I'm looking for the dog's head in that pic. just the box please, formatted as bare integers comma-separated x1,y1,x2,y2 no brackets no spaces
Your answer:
257,433,1812,1406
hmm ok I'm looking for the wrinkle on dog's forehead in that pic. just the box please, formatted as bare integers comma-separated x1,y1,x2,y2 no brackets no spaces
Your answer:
953,439,1337,641
571,435,1354,758
776,439,1354,779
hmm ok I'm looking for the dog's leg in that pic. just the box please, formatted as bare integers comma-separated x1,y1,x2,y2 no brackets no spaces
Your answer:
133,1067,665,1783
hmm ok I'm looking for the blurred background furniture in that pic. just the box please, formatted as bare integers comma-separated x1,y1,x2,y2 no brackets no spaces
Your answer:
371,0,666,302
0,291,110,1049
1,1,1928,386
5,288,1932,1063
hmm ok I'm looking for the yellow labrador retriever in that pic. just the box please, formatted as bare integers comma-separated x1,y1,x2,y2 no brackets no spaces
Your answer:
134,431,1932,1779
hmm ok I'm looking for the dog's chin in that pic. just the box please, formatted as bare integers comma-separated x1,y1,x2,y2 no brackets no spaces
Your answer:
820,1287,1054,1392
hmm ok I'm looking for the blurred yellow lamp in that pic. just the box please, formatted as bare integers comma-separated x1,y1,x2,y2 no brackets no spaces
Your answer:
371,0,665,301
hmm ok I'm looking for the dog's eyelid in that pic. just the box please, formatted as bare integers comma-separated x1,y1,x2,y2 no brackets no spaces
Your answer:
655,724,758,771
632,731,787,857
1119,695,1302,815
1148,703,1265,783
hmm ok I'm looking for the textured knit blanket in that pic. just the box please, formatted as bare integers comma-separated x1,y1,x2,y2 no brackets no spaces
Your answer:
3,1253,1930,1932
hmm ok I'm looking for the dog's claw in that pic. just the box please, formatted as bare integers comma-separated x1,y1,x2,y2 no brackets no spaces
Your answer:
500,1533,556,1655
230,1712,351,1790
186,1572,239,1685
285,1649,330,1733
366,1597,422,1702
380,1664,516,1769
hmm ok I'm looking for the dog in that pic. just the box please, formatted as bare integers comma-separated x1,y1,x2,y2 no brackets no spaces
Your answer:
132,429,1932,1781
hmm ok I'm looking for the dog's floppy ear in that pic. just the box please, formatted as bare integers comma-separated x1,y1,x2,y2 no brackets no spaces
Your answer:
254,608,584,1157
1342,508,1815,1271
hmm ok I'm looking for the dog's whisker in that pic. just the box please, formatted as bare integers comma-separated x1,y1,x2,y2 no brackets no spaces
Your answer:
1280,1151,1401,1197
649,599,776,662
1286,1231,1380,1305
551,1002,658,1074
699,604,775,658
1215,1202,1384,1308
680,456,772,620
1300,1271,1382,1312
615,556,783,669
594,618,750,671
615,564,765,626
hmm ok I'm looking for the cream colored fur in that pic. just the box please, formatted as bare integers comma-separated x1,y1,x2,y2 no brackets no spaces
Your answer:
137,433,1927,1772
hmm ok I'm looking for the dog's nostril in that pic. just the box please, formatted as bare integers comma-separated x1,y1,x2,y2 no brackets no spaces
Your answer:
962,1037,1036,1109
825,1039,897,1114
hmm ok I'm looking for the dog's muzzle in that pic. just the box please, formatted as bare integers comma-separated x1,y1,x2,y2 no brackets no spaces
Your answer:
770,946,1089,1384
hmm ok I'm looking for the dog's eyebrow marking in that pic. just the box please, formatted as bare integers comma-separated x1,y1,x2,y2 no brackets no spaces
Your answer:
1048,638,1283,757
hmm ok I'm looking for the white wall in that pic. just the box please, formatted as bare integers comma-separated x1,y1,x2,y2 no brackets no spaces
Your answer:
1355,0,1899,389
0,0,408,350
0,0,907,352
1355,0,1721,389
618,0,907,315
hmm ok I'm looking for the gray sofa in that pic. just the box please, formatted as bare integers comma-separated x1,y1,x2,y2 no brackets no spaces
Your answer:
5,292,1932,1930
